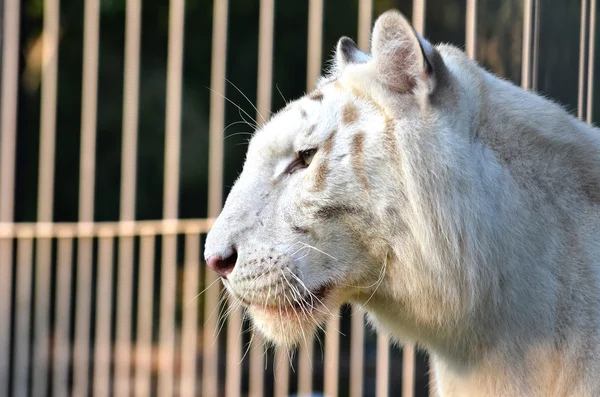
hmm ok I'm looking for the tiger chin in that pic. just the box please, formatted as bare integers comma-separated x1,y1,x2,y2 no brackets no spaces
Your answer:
205,9,600,397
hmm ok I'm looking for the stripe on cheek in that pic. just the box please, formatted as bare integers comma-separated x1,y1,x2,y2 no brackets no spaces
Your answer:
310,129,337,192
352,131,369,191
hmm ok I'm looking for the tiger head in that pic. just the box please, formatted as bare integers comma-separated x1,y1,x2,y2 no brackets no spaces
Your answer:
204,9,466,347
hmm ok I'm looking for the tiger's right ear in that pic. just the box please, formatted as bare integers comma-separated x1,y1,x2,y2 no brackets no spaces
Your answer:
370,10,441,95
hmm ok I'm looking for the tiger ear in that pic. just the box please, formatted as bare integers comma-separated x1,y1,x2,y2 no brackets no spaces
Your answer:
371,10,439,94
335,36,371,72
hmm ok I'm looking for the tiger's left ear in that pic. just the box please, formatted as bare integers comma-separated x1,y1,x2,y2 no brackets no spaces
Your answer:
335,37,371,72
370,10,440,95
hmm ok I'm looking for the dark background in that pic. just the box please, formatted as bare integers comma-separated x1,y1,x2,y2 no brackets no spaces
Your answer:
16,0,598,224
11,0,600,396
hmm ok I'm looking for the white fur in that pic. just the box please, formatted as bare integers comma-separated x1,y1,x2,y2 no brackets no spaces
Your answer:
205,10,600,396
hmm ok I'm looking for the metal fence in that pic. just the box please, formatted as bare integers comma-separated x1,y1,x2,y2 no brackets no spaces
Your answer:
0,0,597,396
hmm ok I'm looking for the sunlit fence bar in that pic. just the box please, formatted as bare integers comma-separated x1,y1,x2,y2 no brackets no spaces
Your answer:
0,0,597,396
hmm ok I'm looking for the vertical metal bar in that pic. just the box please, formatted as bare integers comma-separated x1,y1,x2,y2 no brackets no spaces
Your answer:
297,344,313,396
72,236,93,397
114,0,141,394
324,315,341,397
248,1,274,396
349,309,364,397
94,235,114,397
412,0,426,36
32,237,51,397
204,0,228,395
274,349,290,397
256,0,274,118
201,270,221,397
0,0,20,223
180,233,200,397
376,334,389,397
306,0,323,90
158,0,185,395
225,307,243,397
207,0,229,219
357,0,373,51
12,237,33,397
33,9,60,384
36,3,59,221
521,0,533,89
0,0,20,392
531,0,540,90
250,333,267,397
134,234,155,397
120,0,141,223
72,0,100,393
113,238,134,396
402,345,415,397
579,0,589,119
53,236,73,397
77,0,100,225
587,0,596,123
465,0,477,59
579,0,596,121
0,222,13,390
162,0,185,218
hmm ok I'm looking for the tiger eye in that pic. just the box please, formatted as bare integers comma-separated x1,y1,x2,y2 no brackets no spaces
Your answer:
301,149,317,165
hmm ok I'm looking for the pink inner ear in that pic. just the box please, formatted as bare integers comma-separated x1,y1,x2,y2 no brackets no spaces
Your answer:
376,42,421,92
370,10,435,93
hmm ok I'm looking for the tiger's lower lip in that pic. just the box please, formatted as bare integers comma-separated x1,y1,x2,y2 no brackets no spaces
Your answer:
236,283,332,312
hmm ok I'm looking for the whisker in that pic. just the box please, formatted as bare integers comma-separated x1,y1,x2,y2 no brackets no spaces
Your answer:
286,269,338,317
212,293,230,344
275,83,288,104
356,253,388,312
296,242,339,261
215,298,242,343
188,276,221,304
203,288,227,327
225,77,267,124
206,86,259,127
223,120,255,138
239,322,256,366
285,240,306,255
237,107,258,130
280,271,314,370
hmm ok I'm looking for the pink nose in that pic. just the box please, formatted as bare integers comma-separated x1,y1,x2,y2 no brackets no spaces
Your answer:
206,249,238,278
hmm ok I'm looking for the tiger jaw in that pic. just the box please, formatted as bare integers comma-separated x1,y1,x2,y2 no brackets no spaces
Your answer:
226,279,337,346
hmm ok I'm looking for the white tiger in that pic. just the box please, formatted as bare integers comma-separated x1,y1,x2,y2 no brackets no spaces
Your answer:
204,9,600,397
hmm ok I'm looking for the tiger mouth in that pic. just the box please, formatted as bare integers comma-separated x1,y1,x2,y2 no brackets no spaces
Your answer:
236,283,332,314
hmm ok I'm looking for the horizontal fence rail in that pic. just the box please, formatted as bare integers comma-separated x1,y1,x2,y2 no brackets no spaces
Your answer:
0,0,597,396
